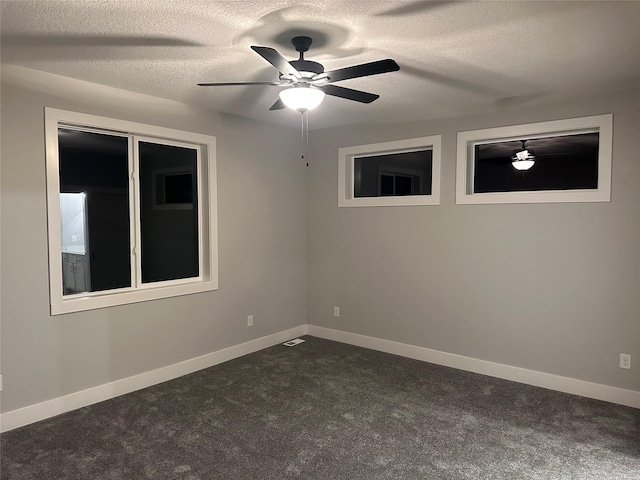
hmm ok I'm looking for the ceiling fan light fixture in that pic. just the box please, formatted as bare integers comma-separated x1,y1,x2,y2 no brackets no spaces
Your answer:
279,86,325,112
511,141,535,170
512,158,535,170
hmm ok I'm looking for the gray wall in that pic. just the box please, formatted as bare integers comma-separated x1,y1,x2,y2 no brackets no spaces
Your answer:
0,70,307,412
1,66,638,415
306,86,640,392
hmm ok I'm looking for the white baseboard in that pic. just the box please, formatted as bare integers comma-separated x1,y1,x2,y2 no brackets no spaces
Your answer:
3,323,637,433
0,325,307,433
307,325,640,409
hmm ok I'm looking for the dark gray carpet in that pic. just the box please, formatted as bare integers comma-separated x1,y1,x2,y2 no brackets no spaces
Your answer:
2,336,639,479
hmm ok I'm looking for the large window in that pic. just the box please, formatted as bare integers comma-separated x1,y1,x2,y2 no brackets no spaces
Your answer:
456,115,612,204
338,136,441,207
45,108,218,315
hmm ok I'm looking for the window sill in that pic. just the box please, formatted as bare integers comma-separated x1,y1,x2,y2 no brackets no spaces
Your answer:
51,279,218,315
338,195,440,207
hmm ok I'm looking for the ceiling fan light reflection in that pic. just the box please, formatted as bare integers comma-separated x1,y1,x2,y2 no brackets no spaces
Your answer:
279,87,325,112
512,159,535,170
511,145,535,170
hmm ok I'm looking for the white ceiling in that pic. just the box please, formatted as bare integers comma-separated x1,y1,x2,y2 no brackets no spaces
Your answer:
1,1,639,130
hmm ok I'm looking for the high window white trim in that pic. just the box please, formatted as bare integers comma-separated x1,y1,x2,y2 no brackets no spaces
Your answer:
45,108,218,315
338,136,441,207
456,114,613,205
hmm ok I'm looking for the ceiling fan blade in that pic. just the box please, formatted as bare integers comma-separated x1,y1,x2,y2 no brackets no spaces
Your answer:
323,59,399,83
251,46,301,79
318,85,380,104
197,81,280,86
2,33,203,47
375,1,454,16
269,98,286,111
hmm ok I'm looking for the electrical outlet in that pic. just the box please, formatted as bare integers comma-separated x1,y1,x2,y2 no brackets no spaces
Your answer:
619,353,631,369
333,306,340,317
247,315,254,327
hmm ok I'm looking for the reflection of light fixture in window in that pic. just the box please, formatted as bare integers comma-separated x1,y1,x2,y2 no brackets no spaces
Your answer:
512,140,535,170
279,86,325,112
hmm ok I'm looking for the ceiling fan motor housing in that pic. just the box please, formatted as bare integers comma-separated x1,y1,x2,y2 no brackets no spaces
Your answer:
292,36,313,53
290,37,324,76
290,59,324,76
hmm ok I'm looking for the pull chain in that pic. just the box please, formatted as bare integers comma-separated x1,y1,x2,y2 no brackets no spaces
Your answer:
304,110,309,167
300,110,309,166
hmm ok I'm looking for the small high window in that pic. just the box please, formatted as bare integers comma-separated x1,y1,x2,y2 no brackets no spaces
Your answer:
456,115,612,204
339,136,441,207
45,108,218,315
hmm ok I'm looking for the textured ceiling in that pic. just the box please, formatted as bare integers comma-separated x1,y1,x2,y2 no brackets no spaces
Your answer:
1,0,639,130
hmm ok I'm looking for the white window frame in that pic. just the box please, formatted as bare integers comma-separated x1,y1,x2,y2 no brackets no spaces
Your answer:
45,108,218,315
455,114,613,205
338,135,441,207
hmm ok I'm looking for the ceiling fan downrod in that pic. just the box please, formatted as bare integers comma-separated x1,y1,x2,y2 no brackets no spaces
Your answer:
289,36,324,77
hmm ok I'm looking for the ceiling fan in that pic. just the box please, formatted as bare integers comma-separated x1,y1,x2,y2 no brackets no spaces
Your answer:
198,36,400,112
478,138,579,171
511,139,536,170
475,139,538,171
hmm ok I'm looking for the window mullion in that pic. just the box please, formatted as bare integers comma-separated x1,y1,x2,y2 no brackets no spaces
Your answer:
130,137,142,289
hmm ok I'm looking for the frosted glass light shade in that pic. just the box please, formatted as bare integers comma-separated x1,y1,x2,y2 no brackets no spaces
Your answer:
511,147,535,170
512,159,535,170
279,87,325,111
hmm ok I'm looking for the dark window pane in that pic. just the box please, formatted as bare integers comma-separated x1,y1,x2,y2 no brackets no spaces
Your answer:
164,173,193,204
138,142,199,283
473,132,599,193
58,128,131,294
395,175,413,195
380,175,394,196
354,150,432,198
